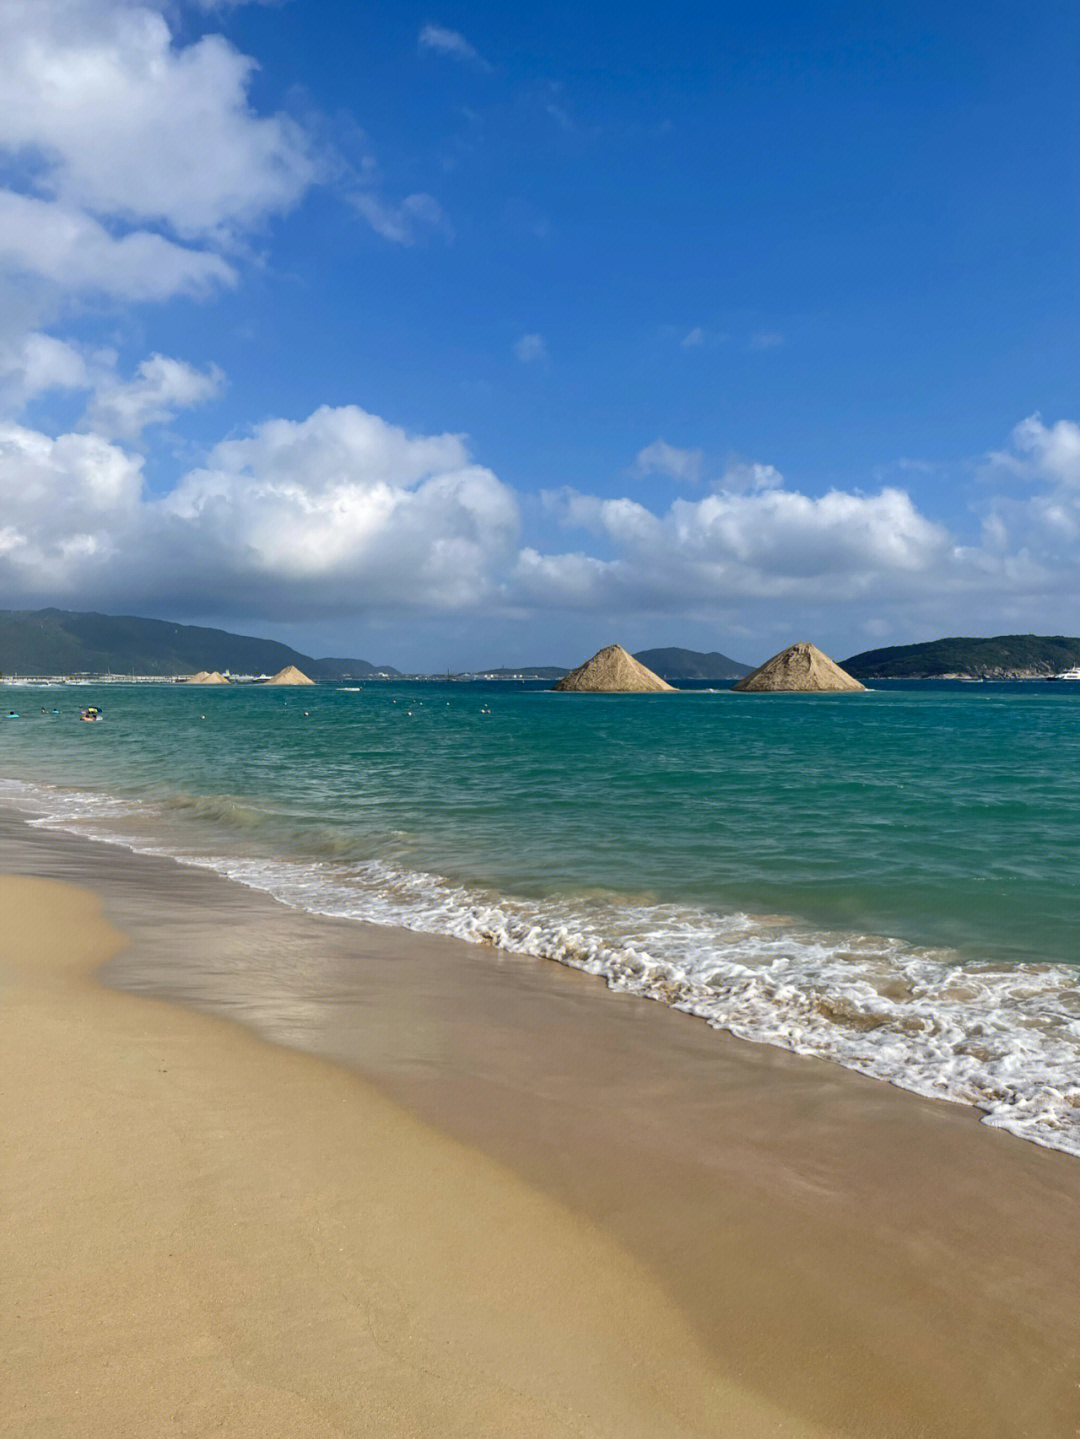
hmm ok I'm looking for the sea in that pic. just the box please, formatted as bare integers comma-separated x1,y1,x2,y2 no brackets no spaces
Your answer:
3,677,1079,1156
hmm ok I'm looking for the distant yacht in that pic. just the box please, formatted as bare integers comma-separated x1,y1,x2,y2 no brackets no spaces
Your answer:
1046,667,1080,681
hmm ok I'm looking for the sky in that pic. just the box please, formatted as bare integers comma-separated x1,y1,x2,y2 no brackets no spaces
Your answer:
0,0,1077,670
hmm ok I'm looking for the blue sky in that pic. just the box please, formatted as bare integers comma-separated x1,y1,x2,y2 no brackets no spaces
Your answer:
0,0,1077,669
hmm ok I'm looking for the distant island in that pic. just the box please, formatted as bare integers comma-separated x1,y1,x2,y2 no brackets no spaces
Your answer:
843,635,1080,679
0,608,398,680
632,647,752,681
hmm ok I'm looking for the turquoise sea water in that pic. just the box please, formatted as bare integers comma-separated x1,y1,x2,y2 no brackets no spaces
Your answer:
3,678,1079,1153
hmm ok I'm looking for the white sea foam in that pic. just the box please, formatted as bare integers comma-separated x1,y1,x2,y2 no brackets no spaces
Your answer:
3,774,1079,1157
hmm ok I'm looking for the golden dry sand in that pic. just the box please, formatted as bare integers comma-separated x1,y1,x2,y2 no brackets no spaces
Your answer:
0,875,824,1439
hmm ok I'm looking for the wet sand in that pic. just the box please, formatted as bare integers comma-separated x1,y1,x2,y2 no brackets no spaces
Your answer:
3,809,1080,1437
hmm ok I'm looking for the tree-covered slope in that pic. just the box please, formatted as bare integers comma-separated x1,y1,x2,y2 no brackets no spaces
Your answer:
0,609,393,678
842,635,1080,678
633,647,752,680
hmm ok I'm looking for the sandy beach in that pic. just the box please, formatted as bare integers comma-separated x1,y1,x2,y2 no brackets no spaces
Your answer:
3,810,1080,1438
1,871,794,1438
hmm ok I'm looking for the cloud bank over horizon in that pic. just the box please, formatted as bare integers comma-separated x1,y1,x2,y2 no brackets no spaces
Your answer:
4,399,1079,661
1,1,1079,667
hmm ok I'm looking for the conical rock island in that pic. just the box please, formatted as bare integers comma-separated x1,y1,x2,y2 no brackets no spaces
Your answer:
263,665,315,686
553,644,676,692
733,642,865,692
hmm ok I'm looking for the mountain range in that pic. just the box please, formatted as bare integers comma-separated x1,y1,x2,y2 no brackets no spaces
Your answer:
632,647,752,680
7,609,1074,683
0,609,397,680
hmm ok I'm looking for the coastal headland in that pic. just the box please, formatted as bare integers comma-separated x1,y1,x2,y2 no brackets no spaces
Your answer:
4,811,1080,1438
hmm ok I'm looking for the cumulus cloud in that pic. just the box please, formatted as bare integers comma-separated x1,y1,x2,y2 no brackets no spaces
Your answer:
0,1,314,240
0,335,225,444
0,191,236,301
975,415,1080,564
0,332,91,408
0,423,145,590
515,333,548,363
525,482,956,617
0,0,312,304
6,393,1080,653
992,414,1080,487
0,405,520,619
84,355,225,441
418,25,490,68
632,439,703,483
516,418,1080,641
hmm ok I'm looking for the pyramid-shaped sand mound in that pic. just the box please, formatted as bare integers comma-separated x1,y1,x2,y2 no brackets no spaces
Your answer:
263,665,315,686
185,670,230,684
553,644,676,692
733,642,865,693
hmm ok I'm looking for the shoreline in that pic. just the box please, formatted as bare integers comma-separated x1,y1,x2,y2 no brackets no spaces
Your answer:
5,767,1079,1158
4,810,1080,1435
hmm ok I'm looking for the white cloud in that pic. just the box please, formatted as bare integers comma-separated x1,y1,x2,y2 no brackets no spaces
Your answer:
85,355,225,440
0,423,145,589
0,332,91,407
0,1,314,241
516,429,1080,642
681,327,705,347
995,414,1080,487
0,333,225,441
0,191,236,301
632,439,703,483
749,331,784,350
0,405,520,619
524,483,954,615
515,333,547,363
350,191,451,245
715,460,784,493
6,403,1080,655
978,415,1080,565
418,25,490,69
0,0,312,307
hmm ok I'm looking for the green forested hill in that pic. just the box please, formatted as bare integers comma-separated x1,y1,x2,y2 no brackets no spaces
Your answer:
0,609,395,679
633,647,752,679
842,635,1080,678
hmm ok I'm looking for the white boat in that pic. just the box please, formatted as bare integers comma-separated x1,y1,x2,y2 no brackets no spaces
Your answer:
1047,667,1080,680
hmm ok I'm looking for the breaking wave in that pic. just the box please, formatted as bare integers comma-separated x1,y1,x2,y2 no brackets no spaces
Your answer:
3,773,1079,1157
